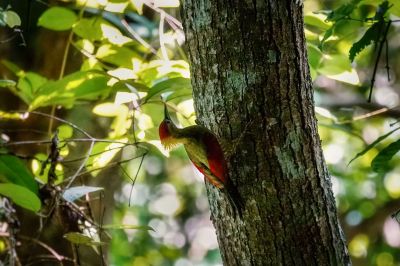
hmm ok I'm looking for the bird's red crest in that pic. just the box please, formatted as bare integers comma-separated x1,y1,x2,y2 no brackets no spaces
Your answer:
159,120,171,141
159,120,180,150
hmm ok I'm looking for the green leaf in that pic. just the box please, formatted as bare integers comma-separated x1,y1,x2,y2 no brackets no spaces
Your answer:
307,44,323,69
102,224,154,231
73,18,103,41
0,79,16,87
326,0,361,22
0,10,5,27
319,123,363,141
93,103,127,117
142,77,191,103
349,21,383,62
320,26,335,47
389,0,400,17
96,44,139,68
0,155,38,193
304,13,331,30
137,60,190,85
374,1,390,20
38,7,77,31
371,139,400,173
63,186,104,202
57,124,74,139
0,183,41,212
29,71,111,110
2,60,23,75
3,10,21,28
112,80,149,94
349,127,400,165
86,141,126,176
318,54,352,75
64,232,104,246
0,111,25,120
17,72,48,104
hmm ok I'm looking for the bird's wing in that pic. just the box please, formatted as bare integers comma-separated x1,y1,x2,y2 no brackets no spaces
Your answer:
186,152,224,189
203,133,228,184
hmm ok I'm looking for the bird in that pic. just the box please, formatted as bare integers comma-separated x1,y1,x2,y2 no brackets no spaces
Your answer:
159,103,244,217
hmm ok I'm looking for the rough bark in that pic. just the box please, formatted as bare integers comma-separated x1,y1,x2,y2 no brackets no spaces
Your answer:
181,1,351,265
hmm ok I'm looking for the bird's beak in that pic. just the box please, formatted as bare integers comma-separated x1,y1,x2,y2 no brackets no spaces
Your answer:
164,103,171,120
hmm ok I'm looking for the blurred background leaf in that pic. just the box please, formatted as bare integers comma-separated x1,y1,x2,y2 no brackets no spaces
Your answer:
0,0,400,265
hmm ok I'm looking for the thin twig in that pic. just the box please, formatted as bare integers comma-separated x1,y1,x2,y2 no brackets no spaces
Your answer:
30,112,94,139
65,140,95,189
120,19,158,55
99,202,106,266
118,152,147,206
72,243,79,266
337,107,390,124
62,144,132,164
368,20,392,102
385,38,390,81
0,31,19,44
2,139,55,146
25,256,69,266
47,29,74,136
27,112,95,190
142,1,183,30
19,235,66,262
3,138,135,147
62,152,146,183
159,11,169,62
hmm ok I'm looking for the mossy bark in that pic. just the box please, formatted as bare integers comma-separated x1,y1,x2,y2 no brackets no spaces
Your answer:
181,1,351,265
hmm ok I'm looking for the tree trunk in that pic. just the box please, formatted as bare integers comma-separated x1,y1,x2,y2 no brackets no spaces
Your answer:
181,1,351,265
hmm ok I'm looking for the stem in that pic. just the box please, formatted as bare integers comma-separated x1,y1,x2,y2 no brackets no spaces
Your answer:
159,11,169,62
120,19,158,55
368,20,392,102
19,235,66,262
47,30,74,136
385,38,390,81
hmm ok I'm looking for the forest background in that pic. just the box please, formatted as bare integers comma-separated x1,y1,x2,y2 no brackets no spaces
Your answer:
0,0,400,265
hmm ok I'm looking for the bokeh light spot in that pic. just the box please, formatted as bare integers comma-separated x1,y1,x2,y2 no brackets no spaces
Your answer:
349,234,369,258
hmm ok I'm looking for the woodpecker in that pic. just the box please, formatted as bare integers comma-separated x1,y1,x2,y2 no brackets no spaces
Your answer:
159,103,244,217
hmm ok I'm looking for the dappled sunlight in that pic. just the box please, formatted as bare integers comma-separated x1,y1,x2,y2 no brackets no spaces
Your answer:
121,183,150,206
150,193,181,216
2,0,400,264
323,144,344,164
359,180,376,199
375,87,399,107
189,227,219,261
101,23,131,45
108,68,137,80
331,176,342,197
376,252,395,266
349,234,369,258
346,210,363,226
384,173,400,198
384,218,400,247
325,69,360,85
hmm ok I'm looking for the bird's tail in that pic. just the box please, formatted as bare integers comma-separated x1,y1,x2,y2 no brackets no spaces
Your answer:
225,179,245,218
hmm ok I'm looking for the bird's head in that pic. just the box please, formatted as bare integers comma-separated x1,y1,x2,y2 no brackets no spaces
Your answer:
159,103,180,150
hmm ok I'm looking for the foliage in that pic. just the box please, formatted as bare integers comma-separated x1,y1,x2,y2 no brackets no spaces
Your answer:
0,0,195,265
0,0,399,265
0,6,21,28
306,0,400,265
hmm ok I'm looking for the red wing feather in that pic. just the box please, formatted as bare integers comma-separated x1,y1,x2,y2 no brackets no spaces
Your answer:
190,161,224,188
203,133,227,184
